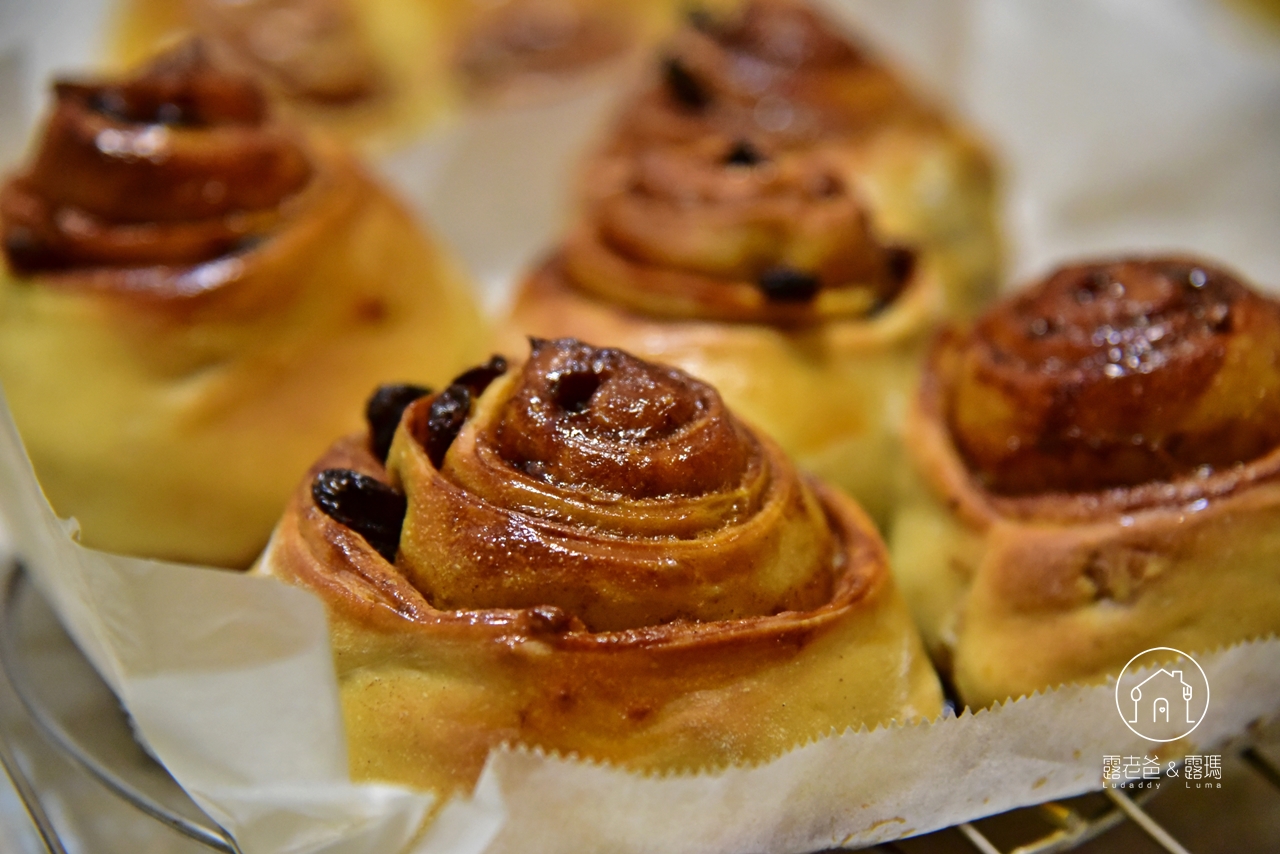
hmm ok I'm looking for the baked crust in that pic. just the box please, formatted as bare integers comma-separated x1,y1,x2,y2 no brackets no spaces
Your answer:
892,258,1280,707
259,340,942,795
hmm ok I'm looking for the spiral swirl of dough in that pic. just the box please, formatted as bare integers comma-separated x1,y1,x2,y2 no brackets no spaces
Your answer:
944,258,1280,497
391,338,840,630
563,135,912,324
0,41,312,275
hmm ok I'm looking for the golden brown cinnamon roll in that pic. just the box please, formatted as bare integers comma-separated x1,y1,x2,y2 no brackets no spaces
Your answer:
111,0,449,146
506,134,941,524
600,0,907,151
449,0,641,105
258,339,942,796
111,0,739,142
584,0,1001,317
0,45,484,567
429,0,747,108
892,257,1280,707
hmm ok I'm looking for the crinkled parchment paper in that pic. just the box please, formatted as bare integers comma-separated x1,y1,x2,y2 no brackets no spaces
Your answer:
2,404,1280,854
2,404,1279,854
1,1,1279,852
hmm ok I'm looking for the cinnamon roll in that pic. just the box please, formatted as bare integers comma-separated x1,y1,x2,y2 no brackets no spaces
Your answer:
0,44,484,567
583,0,1001,318
506,134,941,524
448,0,659,105
403,0,746,109
258,339,942,796
111,0,736,142
892,257,1280,707
111,0,450,145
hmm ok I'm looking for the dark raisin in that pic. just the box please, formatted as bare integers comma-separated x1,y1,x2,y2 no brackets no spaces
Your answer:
814,174,842,197
550,369,601,414
886,246,917,286
424,384,472,468
1076,270,1106,304
1207,302,1232,332
311,469,406,562
87,89,128,121
3,227,50,274
758,266,820,302
154,101,186,125
685,5,717,32
526,605,573,634
365,383,432,463
230,234,267,255
450,355,508,398
663,56,710,110
723,139,765,167
3,226,35,253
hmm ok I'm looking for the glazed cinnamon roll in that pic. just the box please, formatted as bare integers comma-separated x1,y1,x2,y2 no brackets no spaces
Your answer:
111,0,734,142
258,339,942,795
507,134,941,524
401,0,746,109
583,0,1001,317
0,44,484,567
597,0,910,152
449,0,659,105
892,257,1280,707
111,0,450,146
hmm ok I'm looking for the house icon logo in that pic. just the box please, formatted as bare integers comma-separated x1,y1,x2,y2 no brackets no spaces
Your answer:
1115,647,1210,742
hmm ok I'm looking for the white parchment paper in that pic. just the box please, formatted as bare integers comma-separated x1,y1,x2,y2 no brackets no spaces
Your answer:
2,401,1279,854
1,1,1279,852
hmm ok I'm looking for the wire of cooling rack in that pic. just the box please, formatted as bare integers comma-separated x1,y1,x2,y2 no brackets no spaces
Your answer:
952,787,1187,854
0,562,241,854
888,746,1280,854
0,687,68,854
2,559,1278,854
0,564,72,854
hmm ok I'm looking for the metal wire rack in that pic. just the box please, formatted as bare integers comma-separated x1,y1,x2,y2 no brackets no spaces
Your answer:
0,561,1277,854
